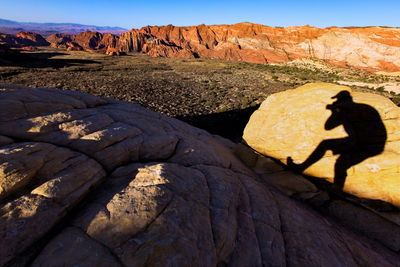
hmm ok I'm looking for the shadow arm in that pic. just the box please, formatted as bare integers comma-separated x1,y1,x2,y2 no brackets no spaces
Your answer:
325,108,342,130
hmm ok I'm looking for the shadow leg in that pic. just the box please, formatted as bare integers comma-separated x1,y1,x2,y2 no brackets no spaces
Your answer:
333,154,351,191
287,139,340,172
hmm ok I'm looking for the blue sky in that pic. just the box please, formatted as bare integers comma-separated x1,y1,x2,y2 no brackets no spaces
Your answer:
1,0,399,29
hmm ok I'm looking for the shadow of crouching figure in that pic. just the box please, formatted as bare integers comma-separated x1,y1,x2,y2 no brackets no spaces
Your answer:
287,90,387,191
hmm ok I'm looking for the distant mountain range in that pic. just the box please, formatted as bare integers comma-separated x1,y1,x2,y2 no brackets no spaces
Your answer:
0,18,127,36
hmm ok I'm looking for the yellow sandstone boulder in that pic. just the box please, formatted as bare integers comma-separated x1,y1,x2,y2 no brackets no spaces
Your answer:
243,83,400,206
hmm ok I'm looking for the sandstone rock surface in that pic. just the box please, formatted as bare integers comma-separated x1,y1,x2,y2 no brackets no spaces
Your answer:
244,83,400,206
235,142,400,251
0,84,399,266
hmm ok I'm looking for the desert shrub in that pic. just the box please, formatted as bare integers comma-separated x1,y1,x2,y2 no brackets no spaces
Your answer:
242,96,254,107
391,96,400,106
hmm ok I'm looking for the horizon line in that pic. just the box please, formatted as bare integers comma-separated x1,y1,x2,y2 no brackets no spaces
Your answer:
1,17,399,31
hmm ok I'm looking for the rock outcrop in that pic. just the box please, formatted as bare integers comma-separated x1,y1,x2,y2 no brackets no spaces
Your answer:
107,29,195,58
46,32,117,51
15,31,49,46
0,31,49,48
46,33,79,50
0,83,399,266
72,31,107,51
243,83,400,207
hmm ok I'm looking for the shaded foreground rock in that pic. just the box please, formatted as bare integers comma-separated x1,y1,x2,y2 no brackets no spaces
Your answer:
244,83,400,207
0,142,105,265
0,84,399,266
235,143,400,252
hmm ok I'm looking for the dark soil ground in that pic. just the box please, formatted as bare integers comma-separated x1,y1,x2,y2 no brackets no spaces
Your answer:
1,47,398,141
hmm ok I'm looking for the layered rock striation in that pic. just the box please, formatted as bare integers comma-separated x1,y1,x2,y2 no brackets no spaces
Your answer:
0,84,399,266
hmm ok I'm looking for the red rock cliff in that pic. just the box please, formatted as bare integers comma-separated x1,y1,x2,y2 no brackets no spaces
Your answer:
133,23,400,72
4,23,400,72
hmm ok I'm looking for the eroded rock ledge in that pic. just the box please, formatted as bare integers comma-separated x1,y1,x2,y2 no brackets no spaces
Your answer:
0,84,399,266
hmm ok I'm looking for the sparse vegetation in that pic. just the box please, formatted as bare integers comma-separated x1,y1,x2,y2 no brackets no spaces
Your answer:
376,86,385,92
0,48,296,117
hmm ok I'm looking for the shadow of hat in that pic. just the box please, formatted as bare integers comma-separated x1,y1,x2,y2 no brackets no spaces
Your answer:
332,90,352,100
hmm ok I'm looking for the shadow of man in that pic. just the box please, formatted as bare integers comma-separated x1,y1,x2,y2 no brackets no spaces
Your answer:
287,90,387,191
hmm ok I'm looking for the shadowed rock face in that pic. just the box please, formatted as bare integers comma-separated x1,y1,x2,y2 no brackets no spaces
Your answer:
0,84,399,266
